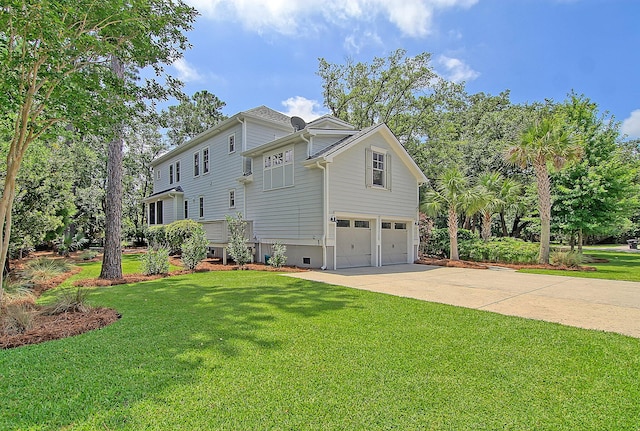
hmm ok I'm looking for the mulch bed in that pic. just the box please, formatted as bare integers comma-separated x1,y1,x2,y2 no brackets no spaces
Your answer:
417,257,597,271
2,253,307,349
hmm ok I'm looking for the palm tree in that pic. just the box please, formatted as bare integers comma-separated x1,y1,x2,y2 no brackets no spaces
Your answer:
478,172,522,242
421,167,482,260
506,114,582,264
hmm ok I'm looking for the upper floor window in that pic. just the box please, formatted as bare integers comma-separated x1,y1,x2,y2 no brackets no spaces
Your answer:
199,196,204,218
169,164,174,184
203,147,210,174
194,152,200,177
175,161,181,182
155,169,160,180
263,147,294,191
366,147,391,190
229,134,236,153
229,189,236,208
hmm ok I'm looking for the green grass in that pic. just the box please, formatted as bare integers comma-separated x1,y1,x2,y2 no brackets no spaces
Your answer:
520,251,640,282
2,262,639,430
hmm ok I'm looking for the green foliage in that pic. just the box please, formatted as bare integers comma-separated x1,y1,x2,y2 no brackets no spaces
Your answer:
140,248,170,276
166,219,206,254
550,250,584,267
180,232,208,271
468,237,540,263
147,226,168,250
0,304,34,335
56,232,89,256
425,228,479,259
43,288,91,315
79,250,98,261
21,258,71,282
162,90,227,147
226,213,252,268
267,242,287,268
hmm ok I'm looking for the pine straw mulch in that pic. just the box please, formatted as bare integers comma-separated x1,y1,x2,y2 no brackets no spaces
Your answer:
416,257,597,271
2,253,308,349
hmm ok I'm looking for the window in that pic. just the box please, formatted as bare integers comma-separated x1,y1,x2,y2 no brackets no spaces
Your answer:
175,161,181,182
156,200,163,224
228,134,235,153
243,157,253,175
302,257,311,265
169,164,174,184
395,222,407,230
184,201,188,219
155,169,160,180
194,152,200,177
372,152,384,187
336,219,350,228
354,220,370,228
263,147,294,190
199,196,204,218
203,147,210,174
149,202,156,225
229,190,235,208
382,222,392,229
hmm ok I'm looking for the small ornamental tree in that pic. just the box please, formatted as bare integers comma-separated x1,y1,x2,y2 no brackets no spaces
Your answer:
181,231,208,271
268,242,287,268
225,213,252,269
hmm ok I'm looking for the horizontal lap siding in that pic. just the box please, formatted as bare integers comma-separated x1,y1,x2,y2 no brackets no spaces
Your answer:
246,141,323,241
329,134,418,221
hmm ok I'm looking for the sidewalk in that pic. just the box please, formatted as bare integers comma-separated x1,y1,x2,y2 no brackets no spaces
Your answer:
286,264,640,338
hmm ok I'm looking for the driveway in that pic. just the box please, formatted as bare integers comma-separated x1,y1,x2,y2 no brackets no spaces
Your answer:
286,264,640,338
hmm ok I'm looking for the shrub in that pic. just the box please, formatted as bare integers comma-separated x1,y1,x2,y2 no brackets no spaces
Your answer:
1,304,35,335
1,279,36,310
147,226,168,249
550,250,584,267
425,228,480,259
181,232,208,270
79,250,98,261
21,258,71,282
140,247,170,275
268,242,287,268
226,213,252,268
43,288,91,315
166,220,205,254
468,237,539,264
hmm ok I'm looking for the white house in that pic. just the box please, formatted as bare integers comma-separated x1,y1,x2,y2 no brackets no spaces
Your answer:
145,106,427,269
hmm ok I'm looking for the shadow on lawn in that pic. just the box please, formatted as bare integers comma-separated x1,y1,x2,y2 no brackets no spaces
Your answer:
0,272,358,429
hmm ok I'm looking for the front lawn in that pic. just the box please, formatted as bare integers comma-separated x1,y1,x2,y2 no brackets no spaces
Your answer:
1,264,639,430
520,251,640,282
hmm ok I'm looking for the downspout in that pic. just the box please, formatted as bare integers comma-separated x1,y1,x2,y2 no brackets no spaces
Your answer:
237,117,248,217
315,161,327,270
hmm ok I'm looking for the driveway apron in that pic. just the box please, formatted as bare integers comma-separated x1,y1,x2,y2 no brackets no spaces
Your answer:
285,264,640,338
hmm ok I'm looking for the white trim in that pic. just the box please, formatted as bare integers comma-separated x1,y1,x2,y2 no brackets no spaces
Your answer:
228,189,236,209
228,133,236,154
193,151,201,177
263,146,294,191
202,147,210,175
198,196,205,219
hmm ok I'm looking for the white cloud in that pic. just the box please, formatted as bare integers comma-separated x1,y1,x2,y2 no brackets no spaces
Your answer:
186,0,478,38
622,109,640,138
172,58,203,83
343,30,383,54
437,55,479,83
281,96,327,122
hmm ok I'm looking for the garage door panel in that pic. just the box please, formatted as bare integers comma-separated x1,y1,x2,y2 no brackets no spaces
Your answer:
382,222,408,265
336,219,372,269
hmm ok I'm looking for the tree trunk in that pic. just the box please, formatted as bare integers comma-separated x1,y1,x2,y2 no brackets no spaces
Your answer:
100,56,125,279
499,212,508,237
481,211,492,242
534,160,552,264
569,233,575,252
448,207,459,261
578,228,583,254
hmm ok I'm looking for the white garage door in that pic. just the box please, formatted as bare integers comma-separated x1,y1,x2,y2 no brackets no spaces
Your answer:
382,221,408,265
336,219,372,268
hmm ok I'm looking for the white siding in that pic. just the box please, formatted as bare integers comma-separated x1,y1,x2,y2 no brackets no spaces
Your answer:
246,122,291,150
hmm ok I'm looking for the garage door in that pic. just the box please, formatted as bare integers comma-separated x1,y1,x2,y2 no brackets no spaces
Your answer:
336,219,372,268
382,221,408,265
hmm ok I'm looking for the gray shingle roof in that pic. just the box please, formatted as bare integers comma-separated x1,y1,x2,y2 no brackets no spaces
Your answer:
148,186,183,197
244,106,291,126
308,124,380,159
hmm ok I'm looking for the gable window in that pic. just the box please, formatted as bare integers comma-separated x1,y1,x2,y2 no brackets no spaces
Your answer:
175,161,181,182
203,147,210,174
263,147,294,191
199,196,204,218
229,190,235,208
229,134,236,153
366,147,391,190
184,201,188,219
169,164,174,185
194,152,200,177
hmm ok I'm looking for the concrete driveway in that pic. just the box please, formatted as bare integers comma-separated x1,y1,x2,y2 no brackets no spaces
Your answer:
286,264,640,338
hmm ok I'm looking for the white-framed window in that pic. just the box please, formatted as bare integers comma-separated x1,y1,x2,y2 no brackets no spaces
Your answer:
366,147,391,190
169,164,174,184
199,196,204,218
194,152,200,177
203,147,210,174
148,201,163,225
184,201,188,219
229,189,235,208
175,161,181,182
228,134,236,153
263,147,294,191
155,168,160,180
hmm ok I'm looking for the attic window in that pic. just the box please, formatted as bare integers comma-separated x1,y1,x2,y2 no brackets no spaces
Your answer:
229,134,236,153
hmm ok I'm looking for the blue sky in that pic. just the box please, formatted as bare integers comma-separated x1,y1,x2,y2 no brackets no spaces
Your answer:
173,0,640,138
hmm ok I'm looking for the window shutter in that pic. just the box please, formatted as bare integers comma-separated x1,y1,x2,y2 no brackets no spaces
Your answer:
365,148,373,187
386,153,392,191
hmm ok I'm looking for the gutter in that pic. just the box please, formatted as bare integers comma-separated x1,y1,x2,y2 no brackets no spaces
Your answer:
315,160,328,270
